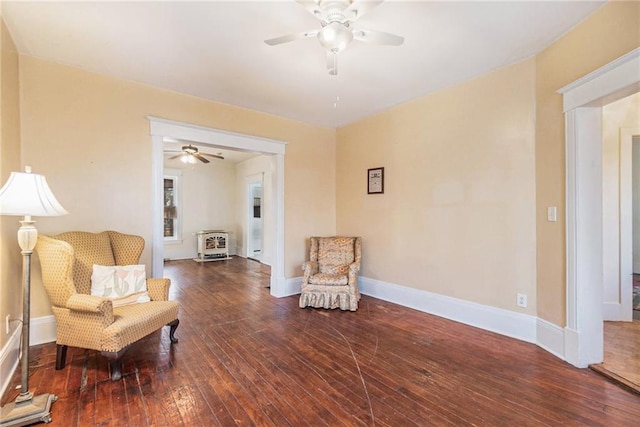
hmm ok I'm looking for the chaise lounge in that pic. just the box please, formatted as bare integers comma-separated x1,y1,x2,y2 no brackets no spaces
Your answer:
35,231,179,380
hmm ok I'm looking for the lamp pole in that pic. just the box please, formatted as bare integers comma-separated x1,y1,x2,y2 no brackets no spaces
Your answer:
0,168,67,426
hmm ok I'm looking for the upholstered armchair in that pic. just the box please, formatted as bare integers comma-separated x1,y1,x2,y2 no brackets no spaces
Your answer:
300,236,362,311
35,231,179,380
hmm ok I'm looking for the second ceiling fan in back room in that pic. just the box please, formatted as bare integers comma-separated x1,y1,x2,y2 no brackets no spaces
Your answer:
165,145,224,164
265,0,404,75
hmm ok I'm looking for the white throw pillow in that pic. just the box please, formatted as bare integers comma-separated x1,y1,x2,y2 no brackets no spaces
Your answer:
91,264,151,307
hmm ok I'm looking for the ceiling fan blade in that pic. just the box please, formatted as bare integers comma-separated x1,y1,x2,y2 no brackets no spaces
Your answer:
345,0,385,22
193,153,210,164
201,152,225,160
265,30,318,46
352,28,404,46
168,154,182,160
327,52,337,76
295,0,324,20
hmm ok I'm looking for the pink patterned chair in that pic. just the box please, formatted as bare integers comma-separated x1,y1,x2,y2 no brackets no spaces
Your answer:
300,236,361,311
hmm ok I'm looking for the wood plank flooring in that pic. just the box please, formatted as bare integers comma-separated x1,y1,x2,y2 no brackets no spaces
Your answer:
3,257,640,426
590,274,640,393
591,317,640,394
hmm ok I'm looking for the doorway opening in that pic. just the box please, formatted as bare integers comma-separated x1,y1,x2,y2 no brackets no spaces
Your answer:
148,117,288,296
559,47,639,368
247,177,264,262
619,129,640,321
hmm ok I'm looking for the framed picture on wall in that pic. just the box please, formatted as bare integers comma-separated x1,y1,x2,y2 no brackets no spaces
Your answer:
367,167,384,194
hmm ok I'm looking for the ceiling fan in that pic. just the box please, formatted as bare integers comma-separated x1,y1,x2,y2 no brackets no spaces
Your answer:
165,145,224,164
265,0,403,75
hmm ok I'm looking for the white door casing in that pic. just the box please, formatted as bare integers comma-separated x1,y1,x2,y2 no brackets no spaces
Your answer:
618,128,640,322
559,48,640,367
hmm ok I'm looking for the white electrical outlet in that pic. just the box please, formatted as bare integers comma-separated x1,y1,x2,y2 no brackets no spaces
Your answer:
517,293,528,308
5,315,10,334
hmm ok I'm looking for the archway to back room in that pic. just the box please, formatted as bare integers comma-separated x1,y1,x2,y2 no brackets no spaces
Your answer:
148,117,288,297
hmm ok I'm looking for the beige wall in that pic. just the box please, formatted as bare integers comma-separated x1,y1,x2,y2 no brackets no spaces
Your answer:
18,56,336,318
7,0,640,335
0,16,22,348
336,1,639,322
337,58,537,313
535,1,640,325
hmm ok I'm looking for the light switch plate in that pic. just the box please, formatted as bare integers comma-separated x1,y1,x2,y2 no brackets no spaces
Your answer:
547,206,557,222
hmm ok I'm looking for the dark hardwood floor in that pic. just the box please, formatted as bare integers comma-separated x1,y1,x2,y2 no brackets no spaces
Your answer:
3,257,640,426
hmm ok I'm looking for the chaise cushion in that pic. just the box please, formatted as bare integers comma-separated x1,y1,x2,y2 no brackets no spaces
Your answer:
308,273,349,286
101,301,179,352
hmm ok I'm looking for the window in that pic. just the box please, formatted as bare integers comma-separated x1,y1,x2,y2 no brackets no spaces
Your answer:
163,173,181,242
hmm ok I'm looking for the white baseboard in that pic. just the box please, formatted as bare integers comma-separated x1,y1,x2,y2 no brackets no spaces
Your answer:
536,318,565,360
0,326,21,398
602,302,620,321
276,276,301,298
563,327,583,367
602,301,632,321
29,315,56,346
359,277,537,343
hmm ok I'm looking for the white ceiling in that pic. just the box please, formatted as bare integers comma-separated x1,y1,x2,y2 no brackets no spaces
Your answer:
163,138,259,166
3,0,605,128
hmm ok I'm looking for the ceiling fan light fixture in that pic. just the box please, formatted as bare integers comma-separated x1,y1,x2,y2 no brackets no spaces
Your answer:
318,22,353,53
180,153,197,164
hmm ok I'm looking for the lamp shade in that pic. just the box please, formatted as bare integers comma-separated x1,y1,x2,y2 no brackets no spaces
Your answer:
0,167,68,217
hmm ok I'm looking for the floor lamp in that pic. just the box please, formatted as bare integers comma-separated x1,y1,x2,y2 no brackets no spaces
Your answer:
0,166,68,427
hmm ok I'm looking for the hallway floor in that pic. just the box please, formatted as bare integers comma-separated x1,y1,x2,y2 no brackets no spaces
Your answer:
591,315,640,394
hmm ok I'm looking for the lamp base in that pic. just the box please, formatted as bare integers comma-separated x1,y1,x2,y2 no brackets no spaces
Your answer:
0,393,57,426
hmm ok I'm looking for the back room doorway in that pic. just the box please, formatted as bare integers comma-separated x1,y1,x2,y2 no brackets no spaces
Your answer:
247,175,264,262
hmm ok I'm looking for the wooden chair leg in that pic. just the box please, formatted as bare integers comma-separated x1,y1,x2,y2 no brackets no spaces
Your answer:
109,360,123,381
168,319,179,343
55,344,67,370
101,347,128,381
98,321,179,381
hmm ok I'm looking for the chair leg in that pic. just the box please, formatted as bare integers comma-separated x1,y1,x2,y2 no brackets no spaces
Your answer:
109,359,123,381
168,319,179,343
55,344,67,370
101,347,128,381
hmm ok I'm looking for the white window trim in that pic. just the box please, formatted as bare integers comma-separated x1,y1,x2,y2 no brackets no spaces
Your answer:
163,169,183,244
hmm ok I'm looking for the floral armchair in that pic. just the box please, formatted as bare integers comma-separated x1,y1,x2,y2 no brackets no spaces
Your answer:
35,231,179,380
300,236,361,311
